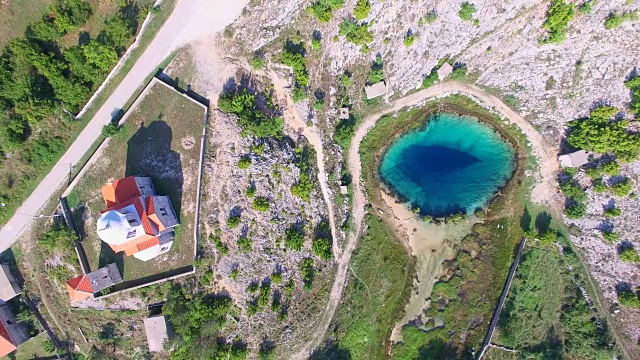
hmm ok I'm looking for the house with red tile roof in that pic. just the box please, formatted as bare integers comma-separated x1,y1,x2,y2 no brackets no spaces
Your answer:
66,263,123,302
97,176,179,261
0,318,16,357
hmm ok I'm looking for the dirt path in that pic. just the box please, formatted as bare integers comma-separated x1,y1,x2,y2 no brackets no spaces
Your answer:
270,72,341,258
280,80,559,359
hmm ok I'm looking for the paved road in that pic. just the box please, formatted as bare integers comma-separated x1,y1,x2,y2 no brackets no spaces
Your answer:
0,0,248,251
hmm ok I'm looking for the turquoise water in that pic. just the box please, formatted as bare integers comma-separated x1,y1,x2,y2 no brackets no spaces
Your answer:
379,113,515,217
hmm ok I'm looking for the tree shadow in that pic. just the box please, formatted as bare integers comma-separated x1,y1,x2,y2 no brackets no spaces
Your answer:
78,31,91,46
534,211,552,234
617,241,635,254
125,120,183,220
309,341,351,360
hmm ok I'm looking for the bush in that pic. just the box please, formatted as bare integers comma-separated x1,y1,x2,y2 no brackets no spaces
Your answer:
619,248,640,263
458,2,477,21
252,197,270,212
227,215,241,228
354,0,371,20
592,178,608,193
338,20,373,46
298,258,315,291
611,178,633,197
250,53,265,70
38,226,76,252
368,55,385,84
403,33,416,47
101,122,119,137
602,230,619,243
271,272,283,284
626,75,640,117
604,207,621,218
604,11,638,30
565,202,586,219
422,70,439,88
218,87,283,138
450,64,468,81
618,289,640,307
284,226,304,250
419,10,438,25
578,1,594,15
245,185,256,198
542,0,575,43
237,157,252,169
560,180,586,202
258,282,271,307
307,0,344,22
210,235,229,256
540,230,557,245
334,117,356,149
238,237,252,252
312,237,332,260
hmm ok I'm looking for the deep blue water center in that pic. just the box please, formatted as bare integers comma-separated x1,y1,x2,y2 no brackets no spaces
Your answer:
380,113,515,218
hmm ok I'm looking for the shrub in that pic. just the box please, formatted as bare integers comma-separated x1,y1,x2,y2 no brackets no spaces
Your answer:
354,0,371,20
271,272,283,284
540,230,557,245
238,157,252,169
422,70,439,88
334,116,356,149
619,248,640,263
604,11,638,30
604,207,621,218
578,1,594,15
227,215,241,228
458,2,477,21
307,0,344,22
282,40,309,87
602,161,620,176
542,0,575,43
403,33,415,47
258,282,271,307
626,75,640,117
419,10,438,25
101,122,119,137
299,258,315,291
210,235,229,256
450,64,468,81
560,181,587,202
618,289,640,307
284,279,295,295
565,202,586,219
38,226,76,252
312,237,333,260
368,55,385,84
592,178,608,193
245,185,256,198
230,268,239,280
338,20,373,46
238,237,252,252
602,230,619,243
252,197,270,212
284,227,304,250
250,53,265,70
611,178,633,197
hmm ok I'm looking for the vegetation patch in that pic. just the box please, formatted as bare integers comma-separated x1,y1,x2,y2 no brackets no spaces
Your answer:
542,0,575,44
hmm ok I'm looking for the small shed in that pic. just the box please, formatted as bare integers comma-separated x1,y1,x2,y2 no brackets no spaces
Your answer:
144,315,174,352
0,264,21,303
340,186,348,195
339,108,350,120
558,150,588,168
437,62,453,80
364,81,387,100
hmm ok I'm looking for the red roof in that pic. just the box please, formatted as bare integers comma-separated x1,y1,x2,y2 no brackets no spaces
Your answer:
100,176,141,207
66,275,93,302
137,237,160,252
0,321,16,357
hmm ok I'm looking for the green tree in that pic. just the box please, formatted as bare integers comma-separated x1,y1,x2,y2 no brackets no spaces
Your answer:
338,20,373,46
354,0,371,21
312,237,332,260
618,289,640,307
619,248,640,263
237,157,251,169
542,0,575,43
284,226,304,250
458,2,477,21
604,11,638,30
101,122,119,137
252,197,270,212
307,0,344,22
227,215,241,228
299,257,315,291
611,178,633,197
403,32,416,47
238,237,252,252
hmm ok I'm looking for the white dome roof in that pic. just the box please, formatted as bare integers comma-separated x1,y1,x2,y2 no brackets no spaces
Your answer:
96,205,144,245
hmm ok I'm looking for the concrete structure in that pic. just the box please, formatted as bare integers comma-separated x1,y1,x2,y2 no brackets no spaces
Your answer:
0,265,21,303
340,186,348,195
437,62,453,80
339,107,350,120
558,150,588,168
144,315,174,352
364,81,387,100
66,263,123,302
97,176,178,261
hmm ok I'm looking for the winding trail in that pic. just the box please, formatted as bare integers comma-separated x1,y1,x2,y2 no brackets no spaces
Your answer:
273,79,559,359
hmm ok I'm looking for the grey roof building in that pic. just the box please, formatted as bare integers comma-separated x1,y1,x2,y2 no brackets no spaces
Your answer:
144,315,174,352
437,62,453,80
558,150,588,168
339,108,350,120
0,264,21,303
365,81,387,100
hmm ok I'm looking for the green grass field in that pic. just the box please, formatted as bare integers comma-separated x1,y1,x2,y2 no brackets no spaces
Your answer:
71,81,204,286
0,0,53,48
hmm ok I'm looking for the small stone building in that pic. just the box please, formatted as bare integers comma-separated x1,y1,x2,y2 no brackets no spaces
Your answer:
339,108,349,120
0,264,21,303
437,62,453,80
558,150,588,168
144,315,174,352
365,81,387,100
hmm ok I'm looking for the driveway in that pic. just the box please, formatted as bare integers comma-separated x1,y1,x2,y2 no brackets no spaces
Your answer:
0,0,249,252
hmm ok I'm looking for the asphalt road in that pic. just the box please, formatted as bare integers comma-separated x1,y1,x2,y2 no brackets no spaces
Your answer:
0,0,248,251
